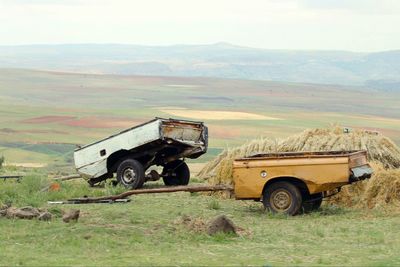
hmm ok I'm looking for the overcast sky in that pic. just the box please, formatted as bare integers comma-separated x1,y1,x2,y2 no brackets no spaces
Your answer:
0,0,399,52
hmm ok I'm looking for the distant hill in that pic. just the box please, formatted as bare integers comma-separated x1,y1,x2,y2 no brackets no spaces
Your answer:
0,43,399,86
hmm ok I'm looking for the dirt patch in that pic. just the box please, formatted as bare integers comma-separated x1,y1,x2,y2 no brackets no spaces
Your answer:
0,128,16,134
63,117,143,128
21,114,143,129
174,214,249,236
159,108,279,120
22,116,76,124
0,128,67,135
187,163,206,176
166,84,202,88
209,125,241,139
175,215,207,233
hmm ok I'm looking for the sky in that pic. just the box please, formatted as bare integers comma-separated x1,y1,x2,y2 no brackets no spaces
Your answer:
0,0,399,52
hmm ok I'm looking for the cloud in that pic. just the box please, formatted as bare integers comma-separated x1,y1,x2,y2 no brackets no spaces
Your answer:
300,0,400,14
0,0,94,6
0,0,399,51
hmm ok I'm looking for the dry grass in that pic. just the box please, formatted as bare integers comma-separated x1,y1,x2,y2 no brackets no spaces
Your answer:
199,126,400,208
280,127,400,169
198,138,279,183
200,126,400,183
329,162,400,209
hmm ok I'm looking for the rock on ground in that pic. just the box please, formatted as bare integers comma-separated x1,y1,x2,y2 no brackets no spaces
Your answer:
62,209,80,223
38,211,52,221
207,215,237,236
0,204,9,217
6,206,40,219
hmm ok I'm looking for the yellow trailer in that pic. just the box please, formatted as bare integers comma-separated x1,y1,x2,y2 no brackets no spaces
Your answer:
233,150,372,215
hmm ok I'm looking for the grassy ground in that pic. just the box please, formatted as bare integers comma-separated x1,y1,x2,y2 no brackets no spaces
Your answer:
1,69,400,266
1,69,400,167
1,172,400,266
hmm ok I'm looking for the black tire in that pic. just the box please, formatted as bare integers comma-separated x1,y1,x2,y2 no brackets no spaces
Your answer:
116,158,145,189
262,181,303,216
302,193,323,213
162,160,190,186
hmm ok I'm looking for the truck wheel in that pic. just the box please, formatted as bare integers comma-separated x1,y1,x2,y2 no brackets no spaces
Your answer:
262,181,302,216
116,159,145,189
162,160,190,186
302,193,323,213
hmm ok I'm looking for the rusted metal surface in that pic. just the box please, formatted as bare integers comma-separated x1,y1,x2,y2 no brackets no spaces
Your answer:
162,123,203,143
242,150,366,160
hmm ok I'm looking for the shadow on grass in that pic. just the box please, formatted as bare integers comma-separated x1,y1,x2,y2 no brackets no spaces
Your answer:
242,201,351,219
307,204,349,217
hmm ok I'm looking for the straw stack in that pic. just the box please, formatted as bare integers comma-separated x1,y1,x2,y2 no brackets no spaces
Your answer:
329,162,400,209
200,126,400,185
200,126,400,208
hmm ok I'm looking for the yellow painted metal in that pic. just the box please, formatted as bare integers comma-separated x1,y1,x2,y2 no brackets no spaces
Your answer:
233,151,368,199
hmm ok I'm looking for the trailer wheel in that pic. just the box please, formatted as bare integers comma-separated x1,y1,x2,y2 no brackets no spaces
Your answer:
116,159,145,189
262,181,302,215
302,193,323,213
162,160,190,186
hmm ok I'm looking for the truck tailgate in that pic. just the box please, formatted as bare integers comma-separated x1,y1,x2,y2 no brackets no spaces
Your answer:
348,151,373,182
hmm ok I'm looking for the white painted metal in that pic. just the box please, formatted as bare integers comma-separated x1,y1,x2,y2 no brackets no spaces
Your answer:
73,118,207,179
74,119,161,178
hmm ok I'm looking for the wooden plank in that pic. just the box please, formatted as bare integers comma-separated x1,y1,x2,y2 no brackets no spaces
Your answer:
53,174,82,181
1,175,23,180
68,184,232,203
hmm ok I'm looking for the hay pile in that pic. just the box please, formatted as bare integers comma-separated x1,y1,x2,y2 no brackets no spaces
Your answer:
200,127,400,184
329,163,400,209
199,126,400,208
198,138,280,186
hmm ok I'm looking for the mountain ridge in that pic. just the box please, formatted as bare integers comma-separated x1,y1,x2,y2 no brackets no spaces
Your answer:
0,43,399,87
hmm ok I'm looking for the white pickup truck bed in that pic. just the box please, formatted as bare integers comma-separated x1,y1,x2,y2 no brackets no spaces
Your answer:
74,118,208,188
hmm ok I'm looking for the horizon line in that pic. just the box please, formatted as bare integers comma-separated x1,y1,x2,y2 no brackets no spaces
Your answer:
0,42,398,53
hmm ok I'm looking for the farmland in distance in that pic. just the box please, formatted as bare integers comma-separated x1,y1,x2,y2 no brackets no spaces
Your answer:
0,68,399,168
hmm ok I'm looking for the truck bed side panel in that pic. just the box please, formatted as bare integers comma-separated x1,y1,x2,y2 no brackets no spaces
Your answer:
233,157,350,199
74,120,161,177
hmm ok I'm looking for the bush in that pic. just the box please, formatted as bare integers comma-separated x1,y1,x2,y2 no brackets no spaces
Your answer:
0,155,4,169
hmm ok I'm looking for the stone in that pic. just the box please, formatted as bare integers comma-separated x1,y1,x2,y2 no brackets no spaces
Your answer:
206,215,237,236
0,209,6,217
6,206,40,219
38,211,52,221
62,209,80,223
0,204,9,217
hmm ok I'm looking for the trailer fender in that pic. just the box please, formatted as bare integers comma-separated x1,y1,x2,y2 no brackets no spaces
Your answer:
262,176,311,200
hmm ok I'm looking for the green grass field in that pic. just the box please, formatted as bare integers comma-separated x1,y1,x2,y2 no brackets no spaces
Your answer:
1,68,400,167
1,174,400,266
1,69,400,266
